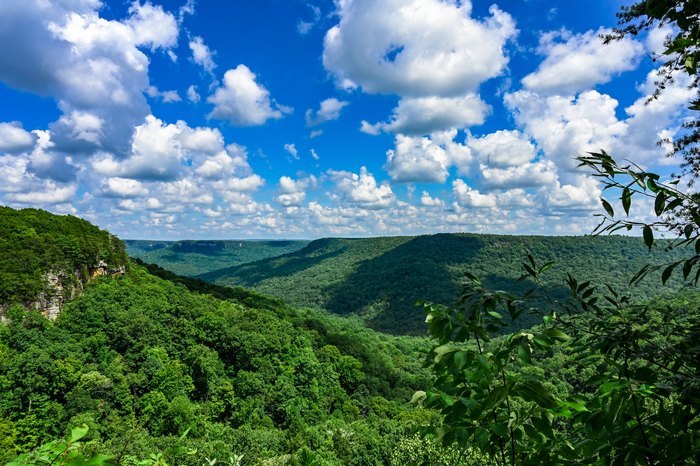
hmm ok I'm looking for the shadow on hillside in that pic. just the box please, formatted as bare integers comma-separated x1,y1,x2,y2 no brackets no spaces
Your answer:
321,234,482,335
322,234,572,336
199,240,349,287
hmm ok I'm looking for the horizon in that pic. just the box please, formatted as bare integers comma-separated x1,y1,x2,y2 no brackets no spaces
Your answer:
0,0,690,239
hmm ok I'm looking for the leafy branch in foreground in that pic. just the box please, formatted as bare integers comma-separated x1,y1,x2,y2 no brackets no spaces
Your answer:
7,425,115,466
579,150,700,285
419,156,700,465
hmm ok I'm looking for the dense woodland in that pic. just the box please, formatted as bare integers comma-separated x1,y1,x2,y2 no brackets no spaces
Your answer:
0,207,128,308
194,234,686,334
1,209,455,464
2,2,699,463
126,240,309,278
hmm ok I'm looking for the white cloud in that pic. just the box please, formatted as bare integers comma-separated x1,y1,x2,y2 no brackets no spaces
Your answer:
522,28,644,95
468,130,536,168
323,0,516,96
452,180,496,208
384,131,472,183
329,166,395,209
277,175,317,206
125,1,179,50
105,177,149,197
305,98,349,126
187,85,200,103
363,94,489,135
284,143,299,160
0,0,180,156
310,148,320,160
505,90,627,177
146,86,181,103
9,183,77,205
0,122,37,153
208,65,292,126
92,115,241,182
480,160,557,189
297,4,321,35
420,191,444,207
189,35,216,73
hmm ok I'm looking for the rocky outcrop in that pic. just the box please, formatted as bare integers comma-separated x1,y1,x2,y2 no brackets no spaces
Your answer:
31,263,126,321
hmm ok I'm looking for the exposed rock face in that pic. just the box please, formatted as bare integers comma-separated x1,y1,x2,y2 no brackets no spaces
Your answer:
30,263,126,321
34,271,66,321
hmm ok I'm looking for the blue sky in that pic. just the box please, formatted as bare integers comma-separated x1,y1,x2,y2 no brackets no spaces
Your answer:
0,0,693,239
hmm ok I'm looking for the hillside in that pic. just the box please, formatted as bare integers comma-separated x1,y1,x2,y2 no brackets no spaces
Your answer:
0,207,451,465
197,233,686,334
126,239,309,277
0,207,128,319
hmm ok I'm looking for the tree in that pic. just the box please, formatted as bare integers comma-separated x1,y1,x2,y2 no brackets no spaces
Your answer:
419,2,700,464
605,0,700,176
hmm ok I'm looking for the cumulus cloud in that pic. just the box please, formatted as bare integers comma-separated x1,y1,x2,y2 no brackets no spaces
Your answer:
468,130,536,168
0,122,37,153
522,28,644,95
452,179,496,208
208,65,292,126
329,167,395,209
480,160,557,189
92,115,243,182
323,0,516,96
505,90,627,177
189,35,216,73
0,1,180,156
384,131,472,183
362,94,489,135
187,85,201,103
277,175,317,206
9,184,77,205
105,177,149,197
305,98,349,126
420,191,445,207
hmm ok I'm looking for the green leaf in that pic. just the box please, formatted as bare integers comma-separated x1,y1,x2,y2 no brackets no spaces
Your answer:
433,344,458,363
622,187,631,215
543,328,572,343
514,380,558,409
601,198,614,217
488,311,503,320
518,342,532,364
410,391,426,404
643,225,654,250
539,260,556,274
662,262,680,285
654,191,666,215
71,425,90,442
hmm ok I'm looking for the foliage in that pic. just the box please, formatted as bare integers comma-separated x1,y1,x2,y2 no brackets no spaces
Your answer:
419,156,700,464
0,232,442,465
605,0,700,176
126,240,309,277
195,234,686,335
581,150,700,286
0,207,128,306
7,425,115,466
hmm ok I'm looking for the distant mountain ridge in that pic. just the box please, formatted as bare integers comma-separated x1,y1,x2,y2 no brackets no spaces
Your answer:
126,239,310,277
196,233,686,335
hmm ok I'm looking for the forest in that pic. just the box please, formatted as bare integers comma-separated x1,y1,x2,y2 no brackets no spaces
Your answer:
1,0,700,464
193,234,686,334
126,240,309,278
